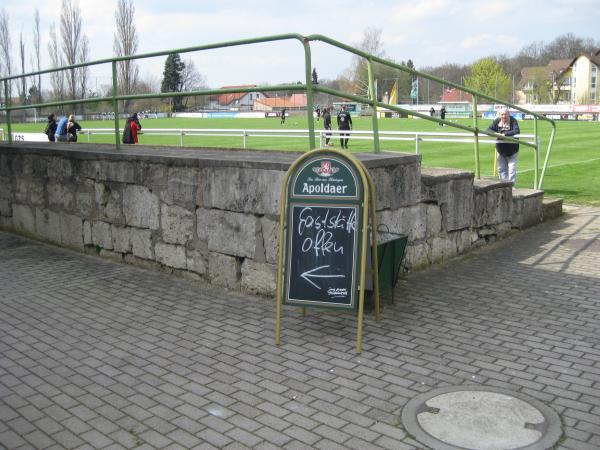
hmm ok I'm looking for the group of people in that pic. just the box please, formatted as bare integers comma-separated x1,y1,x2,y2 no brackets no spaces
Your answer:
43,112,142,145
319,105,353,149
44,114,81,142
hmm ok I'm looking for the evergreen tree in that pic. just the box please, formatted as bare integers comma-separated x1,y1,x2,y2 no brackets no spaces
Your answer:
312,67,318,84
161,53,185,111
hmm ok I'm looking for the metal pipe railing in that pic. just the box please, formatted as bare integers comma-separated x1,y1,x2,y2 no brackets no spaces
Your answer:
0,33,555,188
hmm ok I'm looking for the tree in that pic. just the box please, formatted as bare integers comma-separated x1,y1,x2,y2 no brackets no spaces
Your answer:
60,0,89,103
312,67,318,85
32,10,42,104
0,8,12,102
113,0,139,110
464,58,512,101
19,32,26,104
160,53,185,111
48,24,66,104
180,58,207,109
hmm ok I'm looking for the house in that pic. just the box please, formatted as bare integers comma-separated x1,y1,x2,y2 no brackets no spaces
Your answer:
517,51,600,105
440,88,472,103
516,59,571,104
207,85,267,110
559,50,600,104
253,93,307,112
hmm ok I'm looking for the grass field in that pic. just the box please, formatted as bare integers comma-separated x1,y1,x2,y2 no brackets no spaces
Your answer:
7,115,600,205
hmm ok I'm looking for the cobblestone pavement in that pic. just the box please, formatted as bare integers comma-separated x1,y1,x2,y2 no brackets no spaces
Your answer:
1,206,599,450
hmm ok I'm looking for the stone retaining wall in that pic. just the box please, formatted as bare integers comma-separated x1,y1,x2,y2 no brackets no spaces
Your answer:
0,143,550,296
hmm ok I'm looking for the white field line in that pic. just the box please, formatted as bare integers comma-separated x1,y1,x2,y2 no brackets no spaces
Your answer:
518,157,600,174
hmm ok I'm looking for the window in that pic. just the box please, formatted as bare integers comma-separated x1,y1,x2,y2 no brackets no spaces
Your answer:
592,76,597,89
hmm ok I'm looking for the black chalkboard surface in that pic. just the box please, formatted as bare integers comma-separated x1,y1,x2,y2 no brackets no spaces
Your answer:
285,204,358,308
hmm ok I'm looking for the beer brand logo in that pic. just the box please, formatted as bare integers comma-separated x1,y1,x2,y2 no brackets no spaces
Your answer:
312,161,339,177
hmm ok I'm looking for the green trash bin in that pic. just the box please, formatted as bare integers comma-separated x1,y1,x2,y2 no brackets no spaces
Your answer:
366,227,408,305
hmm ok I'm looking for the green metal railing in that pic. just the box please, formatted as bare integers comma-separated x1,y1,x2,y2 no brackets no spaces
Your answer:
0,33,556,189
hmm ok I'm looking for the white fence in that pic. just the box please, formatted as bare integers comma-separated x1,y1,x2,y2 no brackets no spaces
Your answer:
2,127,536,154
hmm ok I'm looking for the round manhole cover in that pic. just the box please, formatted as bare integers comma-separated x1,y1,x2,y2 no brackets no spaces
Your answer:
401,386,562,450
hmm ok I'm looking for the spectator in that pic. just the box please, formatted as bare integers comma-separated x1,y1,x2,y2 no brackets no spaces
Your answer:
439,106,446,126
280,108,286,124
122,114,141,144
487,107,520,184
323,107,332,147
44,114,57,142
55,115,69,142
337,105,352,149
67,115,82,142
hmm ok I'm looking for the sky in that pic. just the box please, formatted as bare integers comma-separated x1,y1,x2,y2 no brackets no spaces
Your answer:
2,0,600,91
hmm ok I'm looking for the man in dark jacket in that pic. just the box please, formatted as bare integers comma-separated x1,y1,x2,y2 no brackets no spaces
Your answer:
323,107,332,146
487,107,520,184
337,105,352,149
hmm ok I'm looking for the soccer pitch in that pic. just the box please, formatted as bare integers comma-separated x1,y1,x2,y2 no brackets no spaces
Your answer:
8,116,600,205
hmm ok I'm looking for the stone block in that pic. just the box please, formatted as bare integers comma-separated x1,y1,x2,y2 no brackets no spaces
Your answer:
111,225,132,253
35,208,61,243
377,205,424,241
76,191,94,218
0,215,13,229
164,167,198,206
92,221,113,250
0,199,11,217
30,180,45,206
404,242,430,271
83,220,92,245
543,198,563,221
48,183,75,210
187,249,207,275
423,203,442,238
131,228,153,260
47,157,73,181
421,168,474,232
430,235,457,263
0,176,13,199
261,216,280,264
208,252,240,290
15,179,28,203
370,160,421,209
123,185,159,230
155,242,187,269
60,213,83,249
200,167,284,215
161,204,194,245
473,180,513,227
197,208,259,258
511,189,544,229
241,260,277,296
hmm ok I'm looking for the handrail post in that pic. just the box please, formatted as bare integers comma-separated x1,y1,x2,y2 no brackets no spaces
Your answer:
302,38,316,149
3,79,12,144
243,130,247,148
415,133,420,154
539,125,556,189
367,59,380,153
180,130,184,147
111,61,120,149
533,116,539,189
472,95,481,179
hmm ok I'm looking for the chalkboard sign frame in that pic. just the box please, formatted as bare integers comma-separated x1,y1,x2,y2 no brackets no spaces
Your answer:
275,148,381,354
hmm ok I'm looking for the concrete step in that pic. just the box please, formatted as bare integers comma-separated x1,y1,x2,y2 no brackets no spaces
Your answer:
543,197,563,221
511,188,544,229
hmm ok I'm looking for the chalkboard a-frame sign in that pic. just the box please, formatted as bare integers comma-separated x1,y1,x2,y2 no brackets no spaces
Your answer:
276,149,380,354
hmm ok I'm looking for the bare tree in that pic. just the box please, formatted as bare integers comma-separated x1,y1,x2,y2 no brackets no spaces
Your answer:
48,24,66,104
180,58,207,109
77,36,89,101
33,10,42,104
19,31,26,104
0,8,13,101
351,27,387,98
60,0,88,102
114,0,139,110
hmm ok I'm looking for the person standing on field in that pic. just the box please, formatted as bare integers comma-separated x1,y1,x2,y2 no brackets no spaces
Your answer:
44,114,57,142
487,107,520,184
323,107,332,146
337,105,352,149
280,108,286,124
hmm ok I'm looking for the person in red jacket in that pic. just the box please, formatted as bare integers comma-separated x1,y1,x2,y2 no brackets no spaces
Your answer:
122,113,142,144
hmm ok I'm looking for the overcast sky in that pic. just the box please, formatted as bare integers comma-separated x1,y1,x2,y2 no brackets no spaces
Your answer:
3,0,600,90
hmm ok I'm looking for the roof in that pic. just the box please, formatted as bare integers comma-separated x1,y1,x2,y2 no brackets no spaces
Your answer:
440,88,472,103
518,59,571,88
214,85,259,106
255,93,307,108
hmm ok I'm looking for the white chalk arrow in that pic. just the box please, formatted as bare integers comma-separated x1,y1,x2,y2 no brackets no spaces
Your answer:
300,265,345,289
